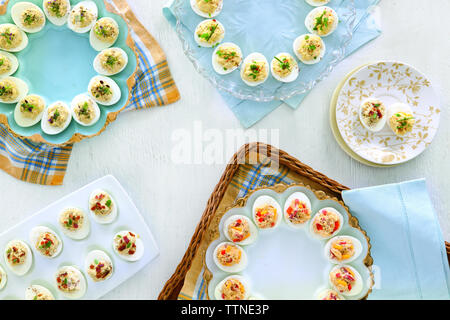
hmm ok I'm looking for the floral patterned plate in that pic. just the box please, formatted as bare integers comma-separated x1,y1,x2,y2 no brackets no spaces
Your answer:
336,61,440,165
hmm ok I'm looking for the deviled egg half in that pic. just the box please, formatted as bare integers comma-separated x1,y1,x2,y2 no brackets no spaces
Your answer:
293,34,326,65
25,284,55,300
55,265,87,299
90,17,120,52
240,53,269,87
212,42,242,75
43,0,71,26
0,51,19,77
194,19,225,48
0,265,7,290
29,226,63,259
14,94,45,127
190,0,223,18
283,192,312,228
387,103,416,137
85,250,114,282
310,207,343,239
271,53,299,83
306,0,331,6
0,24,28,52
41,101,72,135
71,93,100,126
214,275,250,300
89,189,118,224
329,265,363,297
58,207,90,240
4,240,33,276
0,77,28,104
88,75,121,106
94,47,128,76
316,288,344,300
68,0,98,33
359,98,387,132
213,242,247,273
324,235,363,264
305,6,339,37
113,231,144,262
252,195,282,230
11,2,46,33
223,215,258,246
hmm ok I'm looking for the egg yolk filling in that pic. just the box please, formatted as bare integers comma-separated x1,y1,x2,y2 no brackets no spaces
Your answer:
45,0,69,18
90,192,113,216
36,232,59,257
227,218,250,243
221,279,246,300
312,9,335,36
286,199,311,224
330,239,355,261
74,100,96,124
90,79,113,103
272,55,295,78
322,290,342,300
255,204,277,228
0,55,12,75
100,49,126,73
196,19,224,44
71,6,95,28
298,35,323,61
115,232,137,256
47,104,69,128
6,242,27,265
56,269,80,292
88,259,113,281
0,79,19,101
21,8,45,28
361,100,386,128
0,26,23,50
30,287,54,300
330,267,356,293
216,243,242,266
243,61,268,83
94,19,119,43
19,96,44,119
196,0,221,15
312,209,340,237
389,112,415,136
60,209,84,231
215,46,241,71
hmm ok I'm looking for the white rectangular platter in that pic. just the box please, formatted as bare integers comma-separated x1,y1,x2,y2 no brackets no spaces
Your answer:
0,175,159,300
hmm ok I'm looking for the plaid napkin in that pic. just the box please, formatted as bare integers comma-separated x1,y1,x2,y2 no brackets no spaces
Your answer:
0,0,180,185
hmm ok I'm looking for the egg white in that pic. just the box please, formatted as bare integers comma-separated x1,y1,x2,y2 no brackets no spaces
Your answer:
0,51,19,77
305,6,339,37
0,24,28,52
4,240,33,276
252,195,282,230
223,215,258,246
0,265,7,290
84,250,114,282
43,0,71,26
329,265,363,297
270,53,299,83
194,19,225,48
214,275,250,300
112,231,145,262
293,34,326,65
0,76,28,103
212,42,242,75
190,0,223,18
359,98,388,132
70,93,101,127
54,265,87,299
14,94,45,127
58,207,90,240
240,53,269,87
68,1,98,33
87,75,121,106
25,284,55,300
305,0,331,6
213,242,247,273
93,47,128,76
11,2,46,33
88,189,118,224
29,226,63,258
309,207,344,240
283,192,312,228
89,17,119,52
41,101,72,135
324,235,363,264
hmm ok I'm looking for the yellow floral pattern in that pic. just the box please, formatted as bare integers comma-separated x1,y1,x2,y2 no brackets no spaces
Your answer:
336,62,440,165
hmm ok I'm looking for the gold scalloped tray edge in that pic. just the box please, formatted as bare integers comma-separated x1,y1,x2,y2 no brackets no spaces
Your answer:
0,0,138,147
201,182,374,300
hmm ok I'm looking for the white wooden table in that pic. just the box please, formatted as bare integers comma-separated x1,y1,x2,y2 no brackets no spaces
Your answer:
0,0,448,300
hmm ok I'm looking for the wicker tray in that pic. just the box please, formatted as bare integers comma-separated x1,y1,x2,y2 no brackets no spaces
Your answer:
158,142,450,300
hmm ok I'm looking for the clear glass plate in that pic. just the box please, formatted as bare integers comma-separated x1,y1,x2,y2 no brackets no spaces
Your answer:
172,0,356,102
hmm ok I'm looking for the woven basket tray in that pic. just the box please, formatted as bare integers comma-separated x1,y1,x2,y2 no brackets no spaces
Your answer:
158,142,450,300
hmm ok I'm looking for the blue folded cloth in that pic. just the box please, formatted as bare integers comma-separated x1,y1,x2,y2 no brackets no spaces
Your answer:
342,179,450,300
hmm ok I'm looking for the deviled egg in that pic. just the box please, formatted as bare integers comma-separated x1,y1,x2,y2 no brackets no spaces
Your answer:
194,19,225,48
25,284,55,300
359,98,387,132
212,42,242,75
306,0,331,6
0,265,6,290
58,207,90,240
94,47,128,76
4,240,33,276
271,53,299,83
43,0,71,26
316,288,344,300
310,207,343,239
329,265,363,296
0,24,28,52
213,242,247,273
223,215,258,245
240,53,269,87
252,195,282,230
89,189,117,224
305,6,339,37
387,103,416,136
283,192,312,228
324,235,363,264
14,94,45,127
191,0,223,18
293,34,326,64
68,1,98,33
84,250,113,282
0,77,28,103
88,75,121,106
0,51,19,77
29,226,63,259
11,2,46,33
214,275,250,300
71,93,100,126
90,17,119,52
54,266,86,299
41,101,72,135
112,231,144,262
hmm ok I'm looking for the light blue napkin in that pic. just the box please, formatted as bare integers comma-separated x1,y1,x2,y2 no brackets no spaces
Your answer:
342,179,450,300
